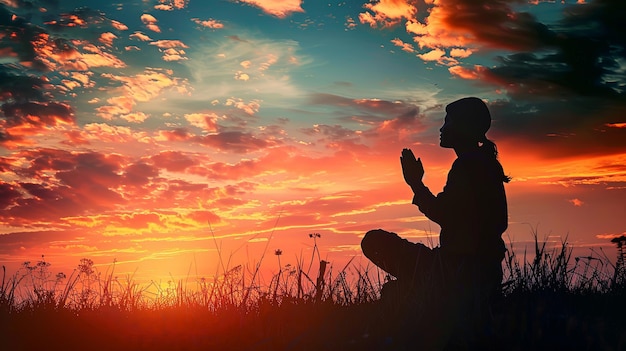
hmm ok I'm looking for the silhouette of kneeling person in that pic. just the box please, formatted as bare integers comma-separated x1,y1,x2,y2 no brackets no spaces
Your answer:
362,97,509,343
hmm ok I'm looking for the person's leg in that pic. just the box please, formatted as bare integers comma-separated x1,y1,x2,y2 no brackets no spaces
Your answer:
362,230,442,348
443,258,504,347
361,229,434,283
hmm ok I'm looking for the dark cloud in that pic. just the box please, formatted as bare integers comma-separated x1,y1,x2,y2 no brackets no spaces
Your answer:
0,3,131,146
2,101,73,125
368,107,423,132
0,150,140,224
488,98,626,158
160,128,191,142
309,93,426,130
442,1,626,158
16,148,75,178
114,212,164,230
305,93,426,148
150,151,196,172
1,0,59,11
0,95,74,146
0,230,82,256
195,131,280,153
0,182,21,209
61,130,90,146
439,0,554,52
42,7,105,30
0,5,77,70
310,93,422,119
0,146,254,226
123,162,159,186
193,159,258,181
226,35,248,43
55,152,124,187
188,210,221,225
20,182,60,201
159,126,281,153
6,183,86,224
0,4,77,145
478,0,625,99
0,72,48,102
165,179,208,193
309,93,354,106
0,6,42,67
300,124,358,141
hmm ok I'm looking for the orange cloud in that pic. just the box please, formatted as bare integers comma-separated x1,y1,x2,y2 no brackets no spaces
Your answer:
106,69,184,99
44,14,87,28
184,113,220,132
1,0,19,7
569,198,584,207
391,38,415,53
191,18,224,29
345,17,357,30
225,98,261,115
97,96,135,118
130,31,152,41
154,0,189,11
149,40,189,49
448,65,487,80
595,233,626,240
161,49,187,61
62,130,90,146
235,71,250,81
148,40,189,61
82,123,138,144
239,0,304,19
30,34,125,71
410,4,474,50
450,48,472,58
120,112,150,123
70,72,93,86
158,128,190,142
406,20,427,35
95,69,187,120
111,20,128,31
359,0,417,28
79,52,126,69
98,32,117,46
418,48,448,63
140,14,161,33
154,4,171,11
0,150,131,225
364,0,553,65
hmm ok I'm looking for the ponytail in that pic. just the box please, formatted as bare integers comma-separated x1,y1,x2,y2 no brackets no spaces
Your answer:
480,136,511,183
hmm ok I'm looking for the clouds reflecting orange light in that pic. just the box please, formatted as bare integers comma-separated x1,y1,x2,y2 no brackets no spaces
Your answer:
1,0,625,283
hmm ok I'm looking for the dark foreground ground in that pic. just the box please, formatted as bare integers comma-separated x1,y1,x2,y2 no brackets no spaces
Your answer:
2,290,625,351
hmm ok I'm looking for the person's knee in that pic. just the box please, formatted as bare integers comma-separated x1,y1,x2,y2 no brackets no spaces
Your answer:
361,229,386,256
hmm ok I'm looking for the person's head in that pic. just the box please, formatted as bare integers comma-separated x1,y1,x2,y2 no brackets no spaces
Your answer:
439,97,491,149
440,97,510,182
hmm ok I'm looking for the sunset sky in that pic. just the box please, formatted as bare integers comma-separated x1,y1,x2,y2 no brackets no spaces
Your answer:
1,0,625,283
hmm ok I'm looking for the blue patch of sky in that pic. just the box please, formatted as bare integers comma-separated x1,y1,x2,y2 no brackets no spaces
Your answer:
512,1,571,25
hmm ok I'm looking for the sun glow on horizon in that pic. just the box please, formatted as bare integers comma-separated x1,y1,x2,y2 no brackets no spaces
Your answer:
1,0,625,284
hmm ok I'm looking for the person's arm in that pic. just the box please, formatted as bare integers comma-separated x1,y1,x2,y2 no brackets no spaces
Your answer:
410,182,446,225
400,148,446,225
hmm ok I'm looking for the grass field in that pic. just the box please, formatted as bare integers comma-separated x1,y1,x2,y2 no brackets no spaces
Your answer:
1,234,625,351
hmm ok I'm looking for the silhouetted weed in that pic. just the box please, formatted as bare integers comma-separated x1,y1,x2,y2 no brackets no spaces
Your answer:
1,232,625,350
